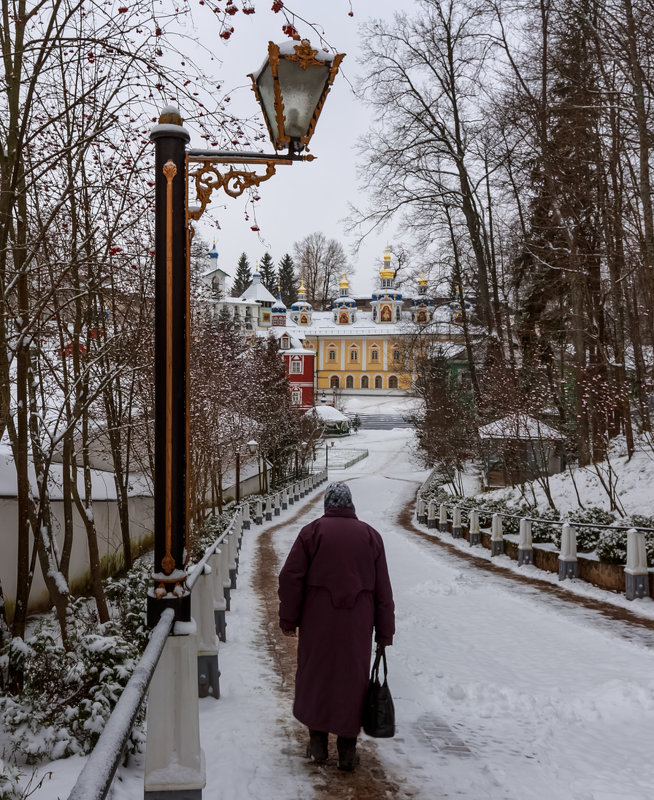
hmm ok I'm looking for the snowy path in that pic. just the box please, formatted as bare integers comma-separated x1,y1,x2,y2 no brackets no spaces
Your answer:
36,427,654,799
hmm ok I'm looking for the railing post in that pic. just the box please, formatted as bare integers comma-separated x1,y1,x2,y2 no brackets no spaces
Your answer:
221,541,232,612
469,509,481,547
191,565,220,699
427,499,437,529
227,523,238,589
254,498,263,524
144,628,205,799
417,496,426,525
281,487,288,510
558,522,577,580
241,502,251,530
265,496,273,521
233,510,243,563
452,505,462,538
491,513,503,556
274,491,281,516
518,518,533,566
439,503,448,533
293,482,300,503
625,528,649,600
208,548,227,641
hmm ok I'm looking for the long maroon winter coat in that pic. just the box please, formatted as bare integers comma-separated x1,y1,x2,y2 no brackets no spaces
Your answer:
278,507,395,737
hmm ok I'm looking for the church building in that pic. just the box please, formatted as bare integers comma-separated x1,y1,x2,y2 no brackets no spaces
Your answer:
205,247,468,406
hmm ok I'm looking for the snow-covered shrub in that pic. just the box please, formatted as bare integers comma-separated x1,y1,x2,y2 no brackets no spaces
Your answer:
595,528,628,564
188,512,232,562
0,758,21,800
104,556,150,652
595,518,654,565
0,597,143,763
530,507,561,543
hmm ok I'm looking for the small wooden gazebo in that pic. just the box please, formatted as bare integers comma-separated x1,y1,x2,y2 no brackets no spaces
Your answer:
478,413,566,489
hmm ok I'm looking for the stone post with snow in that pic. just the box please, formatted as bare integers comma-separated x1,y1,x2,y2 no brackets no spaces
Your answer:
518,518,533,566
558,523,578,580
208,548,227,642
427,499,437,529
625,528,649,600
439,503,448,533
452,505,462,538
144,622,205,799
469,509,481,547
491,514,503,556
191,565,220,699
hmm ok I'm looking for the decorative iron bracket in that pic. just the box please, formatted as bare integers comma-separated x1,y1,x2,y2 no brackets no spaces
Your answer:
186,151,313,222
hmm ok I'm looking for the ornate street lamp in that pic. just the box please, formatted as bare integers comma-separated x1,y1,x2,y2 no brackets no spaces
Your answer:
147,40,344,629
249,38,344,155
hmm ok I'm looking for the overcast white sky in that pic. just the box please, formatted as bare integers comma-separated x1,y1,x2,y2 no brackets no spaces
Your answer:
187,0,413,296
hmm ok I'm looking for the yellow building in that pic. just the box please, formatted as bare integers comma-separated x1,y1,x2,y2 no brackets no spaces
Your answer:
242,249,468,399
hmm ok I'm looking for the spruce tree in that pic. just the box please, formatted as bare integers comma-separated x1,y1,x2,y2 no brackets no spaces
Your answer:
231,252,252,297
278,253,298,307
259,252,277,295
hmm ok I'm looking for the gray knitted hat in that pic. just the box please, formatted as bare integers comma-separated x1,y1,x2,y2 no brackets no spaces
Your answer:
324,481,354,511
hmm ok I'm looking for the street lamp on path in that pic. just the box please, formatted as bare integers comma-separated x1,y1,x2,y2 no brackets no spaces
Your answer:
147,39,344,628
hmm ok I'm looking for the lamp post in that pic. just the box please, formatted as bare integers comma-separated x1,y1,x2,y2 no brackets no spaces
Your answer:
144,38,343,800
147,38,344,628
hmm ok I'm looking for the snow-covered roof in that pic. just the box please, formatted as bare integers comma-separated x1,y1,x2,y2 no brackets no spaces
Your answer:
240,276,277,304
310,404,349,422
478,414,565,441
202,264,229,279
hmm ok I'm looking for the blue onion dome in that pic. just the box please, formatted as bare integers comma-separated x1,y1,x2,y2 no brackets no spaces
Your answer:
272,296,287,313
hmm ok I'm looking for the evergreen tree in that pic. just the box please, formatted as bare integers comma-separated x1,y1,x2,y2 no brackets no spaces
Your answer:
278,253,298,306
231,252,252,297
259,251,277,295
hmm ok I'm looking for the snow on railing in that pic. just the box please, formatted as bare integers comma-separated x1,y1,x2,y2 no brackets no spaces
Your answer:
415,485,653,603
67,607,175,800
66,467,329,800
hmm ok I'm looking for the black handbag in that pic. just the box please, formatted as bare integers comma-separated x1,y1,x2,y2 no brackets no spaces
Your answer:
362,646,395,738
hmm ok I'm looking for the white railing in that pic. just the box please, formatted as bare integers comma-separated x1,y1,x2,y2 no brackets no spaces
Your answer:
416,486,653,602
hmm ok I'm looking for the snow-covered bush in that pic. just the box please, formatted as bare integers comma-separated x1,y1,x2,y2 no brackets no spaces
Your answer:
595,528,628,564
0,597,143,763
0,758,21,800
595,520,654,565
530,507,561,543
104,557,150,652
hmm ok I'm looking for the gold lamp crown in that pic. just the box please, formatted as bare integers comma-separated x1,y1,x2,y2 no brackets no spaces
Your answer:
249,39,345,153
339,271,349,289
418,271,428,286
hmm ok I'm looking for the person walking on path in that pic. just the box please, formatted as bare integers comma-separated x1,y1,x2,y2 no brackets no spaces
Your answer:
278,481,395,771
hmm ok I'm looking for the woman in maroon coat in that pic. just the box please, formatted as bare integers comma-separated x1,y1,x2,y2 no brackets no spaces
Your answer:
278,481,395,771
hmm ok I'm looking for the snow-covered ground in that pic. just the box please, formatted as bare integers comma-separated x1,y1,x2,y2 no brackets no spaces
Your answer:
480,436,654,517
30,419,654,800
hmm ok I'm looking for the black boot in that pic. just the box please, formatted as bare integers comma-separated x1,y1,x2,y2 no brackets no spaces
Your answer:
336,736,359,771
307,729,328,764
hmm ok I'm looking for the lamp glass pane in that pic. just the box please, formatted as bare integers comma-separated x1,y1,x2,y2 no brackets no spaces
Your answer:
256,63,279,144
277,59,330,139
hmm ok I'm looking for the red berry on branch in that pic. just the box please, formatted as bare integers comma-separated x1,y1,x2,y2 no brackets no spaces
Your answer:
272,0,283,11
